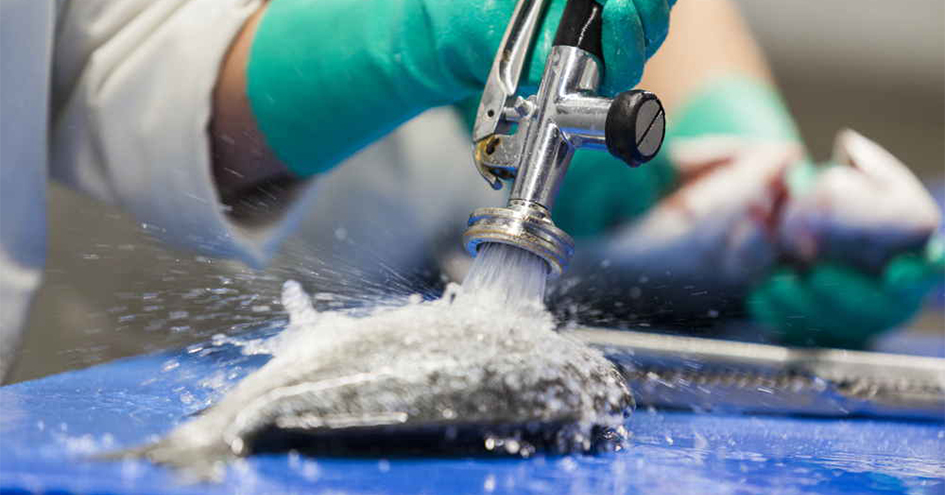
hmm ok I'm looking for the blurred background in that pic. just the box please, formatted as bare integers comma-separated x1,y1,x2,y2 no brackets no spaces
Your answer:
6,0,944,383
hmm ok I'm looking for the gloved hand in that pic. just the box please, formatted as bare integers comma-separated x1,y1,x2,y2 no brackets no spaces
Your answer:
747,127,943,348
558,75,943,348
247,0,674,178
749,238,944,348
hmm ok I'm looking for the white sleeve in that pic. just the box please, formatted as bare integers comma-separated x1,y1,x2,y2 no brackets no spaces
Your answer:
0,0,55,380
49,0,317,267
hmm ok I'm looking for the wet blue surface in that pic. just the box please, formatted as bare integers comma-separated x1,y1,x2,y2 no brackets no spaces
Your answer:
1,334,943,495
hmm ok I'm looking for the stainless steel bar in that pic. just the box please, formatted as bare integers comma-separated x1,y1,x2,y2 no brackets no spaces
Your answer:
573,327,945,420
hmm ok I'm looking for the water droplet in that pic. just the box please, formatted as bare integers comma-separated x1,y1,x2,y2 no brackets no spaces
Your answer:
169,311,189,320
230,437,245,455
483,474,497,492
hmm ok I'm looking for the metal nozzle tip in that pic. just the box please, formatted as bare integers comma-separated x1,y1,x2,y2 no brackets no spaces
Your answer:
462,202,574,278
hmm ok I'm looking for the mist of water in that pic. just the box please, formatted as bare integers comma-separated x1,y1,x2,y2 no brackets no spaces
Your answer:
461,243,549,310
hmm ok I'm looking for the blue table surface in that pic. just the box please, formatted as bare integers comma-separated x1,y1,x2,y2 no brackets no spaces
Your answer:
1,333,943,495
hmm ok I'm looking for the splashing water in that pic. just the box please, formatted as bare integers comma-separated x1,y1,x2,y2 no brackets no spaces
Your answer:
116,274,632,480
462,243,548,309
110,227,632,480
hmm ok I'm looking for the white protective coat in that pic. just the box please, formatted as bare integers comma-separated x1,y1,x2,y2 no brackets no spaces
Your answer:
0,0,322,378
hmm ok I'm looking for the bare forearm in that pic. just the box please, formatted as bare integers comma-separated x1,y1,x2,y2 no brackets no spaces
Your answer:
638,0,774,113
210,3,291,204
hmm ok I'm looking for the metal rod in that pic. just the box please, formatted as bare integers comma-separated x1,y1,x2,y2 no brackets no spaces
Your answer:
573,327,945,420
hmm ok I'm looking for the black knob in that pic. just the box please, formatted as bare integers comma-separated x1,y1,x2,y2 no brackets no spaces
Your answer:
605,90,665,167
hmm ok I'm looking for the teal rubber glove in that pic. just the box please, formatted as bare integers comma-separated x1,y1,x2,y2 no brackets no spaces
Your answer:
749,238,945,348
553,75,801,237
247,0,674,178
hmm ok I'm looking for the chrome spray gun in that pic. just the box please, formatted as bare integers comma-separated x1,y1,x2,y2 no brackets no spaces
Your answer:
463,0,666,277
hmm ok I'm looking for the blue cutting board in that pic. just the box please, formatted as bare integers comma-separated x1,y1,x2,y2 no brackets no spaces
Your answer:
2,333,943,495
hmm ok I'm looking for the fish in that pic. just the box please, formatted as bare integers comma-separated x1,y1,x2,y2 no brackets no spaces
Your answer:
554,128,941,323
110,281,632,480
599,135,804,287
779,129,941,271
595,128,940,287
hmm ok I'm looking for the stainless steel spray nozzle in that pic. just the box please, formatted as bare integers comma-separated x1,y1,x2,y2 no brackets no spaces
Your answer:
463,0,665,277
464,200,574,277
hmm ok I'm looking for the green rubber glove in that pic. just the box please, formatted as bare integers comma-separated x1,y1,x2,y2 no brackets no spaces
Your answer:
247,0,674,178
749,237,945,348
553,75,801,237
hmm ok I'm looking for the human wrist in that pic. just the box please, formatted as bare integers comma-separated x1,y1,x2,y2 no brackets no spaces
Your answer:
211,3,294,203
671,74,801,142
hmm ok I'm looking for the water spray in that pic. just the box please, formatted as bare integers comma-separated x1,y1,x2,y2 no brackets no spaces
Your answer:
463,0,666,277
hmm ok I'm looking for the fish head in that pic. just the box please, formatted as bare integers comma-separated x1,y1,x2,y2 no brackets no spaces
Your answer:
778,129,941,271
